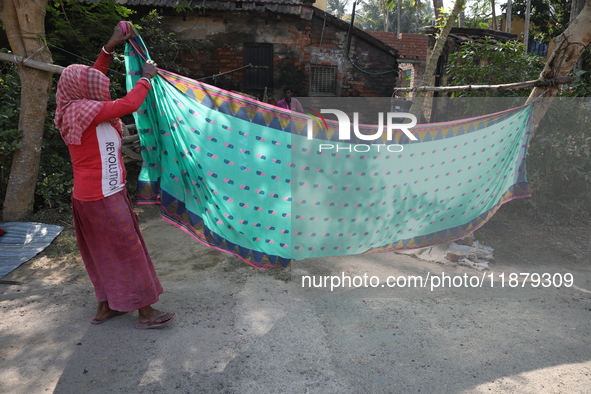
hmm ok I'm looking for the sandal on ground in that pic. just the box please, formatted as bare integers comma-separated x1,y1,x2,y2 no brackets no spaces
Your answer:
91,311,126,325
135,312,177,329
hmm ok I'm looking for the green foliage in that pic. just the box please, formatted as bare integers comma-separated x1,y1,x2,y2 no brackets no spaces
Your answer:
503,0,570,44
566,71,591,97
445,38,544,97
46,0,134,98
462,0,495,29
560,50,591,97
36,97,74,212
135,10,189,76
446,38,590,223
0,62,23,203
355,0,434,33
46,0,135,66
520,99,591,223
2,3,190,214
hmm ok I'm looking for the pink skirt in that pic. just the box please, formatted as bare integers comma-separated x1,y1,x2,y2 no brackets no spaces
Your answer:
72,189,163,311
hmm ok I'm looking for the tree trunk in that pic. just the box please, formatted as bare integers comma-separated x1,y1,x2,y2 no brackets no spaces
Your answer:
384,0,389,32
523,0,531,50
570,0,586,71
525,0,591,130
397,0,401,34
410,0,466,121
570,0,585,22
432,0,444,22
505,0,512,33
490,0,497,30
0,0,52,221
416,0,421,33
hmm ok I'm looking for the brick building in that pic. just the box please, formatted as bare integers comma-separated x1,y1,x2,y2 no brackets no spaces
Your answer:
110,0,400,101
368,32,429,96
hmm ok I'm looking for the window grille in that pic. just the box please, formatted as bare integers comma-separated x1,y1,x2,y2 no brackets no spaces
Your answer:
310,65,337,95
244,44,273,89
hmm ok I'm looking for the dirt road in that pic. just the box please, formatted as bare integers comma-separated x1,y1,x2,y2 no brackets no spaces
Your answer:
1,205,590,393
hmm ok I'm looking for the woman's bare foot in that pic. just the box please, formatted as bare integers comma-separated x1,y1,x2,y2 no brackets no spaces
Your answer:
91,301,126,324
136,305,176,329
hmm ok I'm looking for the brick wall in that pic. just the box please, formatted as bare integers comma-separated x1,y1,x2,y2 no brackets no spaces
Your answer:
368,32,428,62
162,8,398,100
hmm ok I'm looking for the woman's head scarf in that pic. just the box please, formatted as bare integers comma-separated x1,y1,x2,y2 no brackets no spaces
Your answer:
54,64,122,145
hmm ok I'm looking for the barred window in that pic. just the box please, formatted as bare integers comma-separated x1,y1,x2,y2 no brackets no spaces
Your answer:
310,65,337,96
244,44,273,89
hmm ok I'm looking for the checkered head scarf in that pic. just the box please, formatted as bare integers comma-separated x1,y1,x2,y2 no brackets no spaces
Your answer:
54,64,123,145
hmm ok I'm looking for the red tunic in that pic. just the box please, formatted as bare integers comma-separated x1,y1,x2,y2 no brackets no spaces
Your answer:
68,51,150,201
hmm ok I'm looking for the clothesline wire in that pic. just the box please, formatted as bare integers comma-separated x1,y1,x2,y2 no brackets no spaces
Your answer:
22,45,48,63
49,44,126,76
196,64,253,81
49,43,253,82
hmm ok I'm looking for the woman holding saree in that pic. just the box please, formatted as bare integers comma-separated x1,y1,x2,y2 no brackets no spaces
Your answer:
54,23,176,329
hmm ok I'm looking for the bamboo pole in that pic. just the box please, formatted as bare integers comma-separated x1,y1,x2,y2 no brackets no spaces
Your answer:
396,76,574,92
0,51,64,74
0,53,574,94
